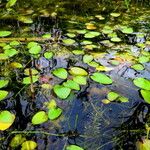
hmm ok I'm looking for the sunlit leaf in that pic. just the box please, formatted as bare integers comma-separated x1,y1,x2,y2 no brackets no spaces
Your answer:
118,96,129,102
122,27,133,34
0,53,9,60
63,80,80,90
136,139,150,150
27,42,38,49
21,141,37,150
131,64,144,71
72,50,85,55
139,56,149,63
87,61,99,67
84,31,100,38
73,76,87,85
141,90,150,104
22,76,39,84
107,92,119,101
6,0,17,8
66,144,84,150
62,39,76,45
29,45,42,55
44,51,53,59
110,37,121,42
18,16,33,24
0,31,11,37
48,107,62,120
42,33,51,38
24,68,39,76
0,90,8,101
83,54,93,63
31,111,48,125
52,68,68,79
133,78,150,90
0,80,9,89
10,41,20,46
69,67,88,76
110,13,121,17
4,49,18,57
10,62,23,68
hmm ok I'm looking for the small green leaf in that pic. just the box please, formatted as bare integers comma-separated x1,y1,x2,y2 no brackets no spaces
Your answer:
48,107,62,120
27,42,38,49
84,31,100,38
72,50,85,55
141,90,150,104
0,31,11,37
10,41,20,46
4,49,18,57
69,67,88,76
44,52,53,59
24,68,39,76
136,139,150,150
131,64,144,71
87,61,99,67
21,141,37,150
53,85,71,99
31,111,48,125
0,90,8,101
139,56,149,63
22,76,39,84
73,76,87,85
52,68,68,79
42,33,51,38
18,16,33,24
63,80,80,90
107,92,119,101
10,62,23,68
133,78,150,90
63,39,76,45
110,13,121,17
91,72,113,84
81,40,92,45
29,45,42,55
0,53,8,60
0,80,9,89
6,0,17,8
66,33,76,38
118,96,129,102
66,144,84,150
83,54,93,63
110,37,121,42
122,27,133,34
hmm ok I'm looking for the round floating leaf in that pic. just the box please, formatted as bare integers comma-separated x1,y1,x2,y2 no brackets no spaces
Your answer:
6,0,17,8
27,42,38,49
66,33,76,38
24,68,39,76
31,111,48,125
73,76,87,85
87,61,99,67
10,62,23,68
0,53,8,60
63,80,80,90
101,99,111,104
81,40,92,45
136,139,150,150
62,39,76,45
22,76,39,84
107,92,119,101
21,141,37,150
72,50,85,55
95,15,105,20
0,31,11,37
18,16,33,24
48,107,62,120
66,144,84,150
44,52,53,59
53,85,71,99
10,134,26,148
84,31,100,38
139,56,149,63
141,90,150,104
109,60,120,66
0,80,9,89
10,41,20,46
0,90,8,101
83,54,93,63
4,49,18,57
42,33,51,38
52,68,68,79
118,96,129,102
110,13,121,17
76,30,87,34
29,45,42,55
110,37,121,42
131,64,144,71
133,78,150,90
69,67,88,76
91,72,113,84
122,27,133,34
0,110,15,131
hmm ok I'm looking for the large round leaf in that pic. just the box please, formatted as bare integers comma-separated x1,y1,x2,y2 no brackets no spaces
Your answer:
52,68,68,79
21,141,37,150
133,78,150,90
141,90,150,104
63,80,80,90
0,110,15,131
90,72,113,84
29,45,42,55
0,90,8,101
53,85,71,99
48,108,62,120
0,79,9,89
31,111,48,125
69,67,88,76
66,145,84,150
0,53,8,60
73,76,87,85
62,39,76,45
22,76,39,84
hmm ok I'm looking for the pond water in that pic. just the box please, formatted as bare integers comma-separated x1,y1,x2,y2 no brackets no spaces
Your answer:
0,0,150,150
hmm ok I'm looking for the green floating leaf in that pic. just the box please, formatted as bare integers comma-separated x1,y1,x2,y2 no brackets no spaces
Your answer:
83,54,93,63
4,49,18,57
6,0,17,8
66,144,84,150
109,60,120,66
122,27,133,34
63,80,80,90
141,90,150,104
0,79,9,89
18,16,33,24
131,64,144,71
73,76,87,85
69,67,88,76
52,68,68,79
53,85,71,99
29,45,42,55
0,31,11,37
133,78,150,90
44,52,53,59
136,139,150,150
27,42,38,49
31,111,48,125
118,96,129,102
91,72,113,84
139,56,149,63
110,37,121,42
10,134,26,148
81,40,92,45
84,31,100,38
22,76,39,84
0,90,8,101
66,33,76,38
24,68,39,76
0,110,15,131
42,33,51,38
107,92,119,101
48,107,62,120
21,141,37,150
72,50,85,55
10,62,23,68
3,44,12,50
87,61,99,67
0,53,9,60
76,29,87,34
10,41,20,46
62,39,76,45
110,13,121,17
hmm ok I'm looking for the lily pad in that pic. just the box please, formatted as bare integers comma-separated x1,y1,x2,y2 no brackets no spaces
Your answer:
0,31,11,37
31,111,48,125
0,53,8,60
139,56,149,63
44,52,53,59
42,33,51,38
91,72,113,84
141,90,150,104
0,80,9,89
53,85,71,99
131,64,144,71
4,49,18,57
0,110,15,131
110,13,121,17
73,76,87,85
27,42,38,49
6,0,17,8
84,31,100,38
48,107,62,120
72,50,85,55
0,90,8,101
118,96,129,102
133,78,150,90
69,67,88,76
110,37,121,42
22,76,39,84
10,62,23,68
66,145,84,150
52,68,68,79
63,80,80,90
63,39,76,45
122,27,133,34
29,45,42,55
107,92,119,101
21,141,37,150
83,54,93,63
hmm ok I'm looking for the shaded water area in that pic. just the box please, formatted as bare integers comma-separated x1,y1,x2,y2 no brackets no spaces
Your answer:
0,0,150,150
